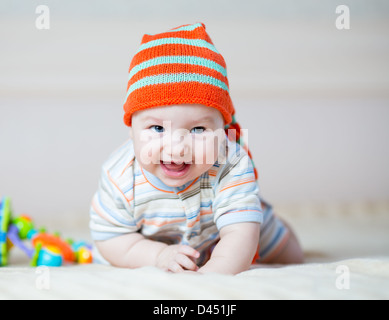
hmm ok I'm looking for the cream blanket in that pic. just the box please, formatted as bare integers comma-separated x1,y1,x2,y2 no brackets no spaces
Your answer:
0,257,388,300
1,209,388,300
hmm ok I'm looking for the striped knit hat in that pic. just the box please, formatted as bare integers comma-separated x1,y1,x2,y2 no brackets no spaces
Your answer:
123,22,234,126
123,23,257,179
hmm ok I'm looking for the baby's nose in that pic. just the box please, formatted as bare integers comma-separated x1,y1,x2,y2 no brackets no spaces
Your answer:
163,130,192,162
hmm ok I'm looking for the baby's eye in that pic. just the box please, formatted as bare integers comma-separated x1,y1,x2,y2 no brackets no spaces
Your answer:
190,126,206,134
150,125,165,133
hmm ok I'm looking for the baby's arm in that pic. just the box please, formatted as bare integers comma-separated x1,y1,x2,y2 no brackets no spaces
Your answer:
198,222,260,275
95,233,200,272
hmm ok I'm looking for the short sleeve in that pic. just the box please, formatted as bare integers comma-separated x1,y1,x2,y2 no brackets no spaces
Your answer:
212,144,263,230
89,167,138,241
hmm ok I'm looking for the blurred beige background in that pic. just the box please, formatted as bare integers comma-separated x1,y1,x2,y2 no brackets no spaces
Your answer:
1,0,388,223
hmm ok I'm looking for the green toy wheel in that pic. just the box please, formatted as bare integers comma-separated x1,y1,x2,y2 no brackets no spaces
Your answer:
0,196,12,266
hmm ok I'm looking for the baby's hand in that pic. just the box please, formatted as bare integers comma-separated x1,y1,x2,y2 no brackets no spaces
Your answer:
156,245,200,273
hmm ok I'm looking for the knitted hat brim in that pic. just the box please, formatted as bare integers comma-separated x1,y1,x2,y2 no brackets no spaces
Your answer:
123,81,233,126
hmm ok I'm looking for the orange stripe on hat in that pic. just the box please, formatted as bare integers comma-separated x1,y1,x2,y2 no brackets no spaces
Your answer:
141,23,214,45
129,44,226,74
126,63,229,92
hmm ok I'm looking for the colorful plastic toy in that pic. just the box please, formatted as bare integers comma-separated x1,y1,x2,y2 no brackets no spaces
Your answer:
0,197,12,266
0,196,93,267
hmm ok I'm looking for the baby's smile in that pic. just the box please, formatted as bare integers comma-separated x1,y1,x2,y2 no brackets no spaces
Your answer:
160,161,191,178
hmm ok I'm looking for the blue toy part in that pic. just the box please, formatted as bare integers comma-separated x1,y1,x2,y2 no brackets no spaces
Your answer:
27,229,38,240
36,246,63,267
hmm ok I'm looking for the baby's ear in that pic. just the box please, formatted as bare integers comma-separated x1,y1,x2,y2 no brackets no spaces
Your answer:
128,126,133,139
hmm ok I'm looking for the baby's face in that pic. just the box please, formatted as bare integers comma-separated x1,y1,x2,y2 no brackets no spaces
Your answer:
130,104,225,187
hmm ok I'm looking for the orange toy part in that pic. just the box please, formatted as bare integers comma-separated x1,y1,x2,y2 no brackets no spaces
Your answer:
32,233,75,262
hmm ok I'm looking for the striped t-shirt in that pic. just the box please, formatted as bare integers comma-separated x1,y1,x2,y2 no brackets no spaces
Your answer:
89,137,263,263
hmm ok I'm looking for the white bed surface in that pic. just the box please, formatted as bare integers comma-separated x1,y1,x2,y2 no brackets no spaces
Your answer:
1,257,388,300
1,209,388,300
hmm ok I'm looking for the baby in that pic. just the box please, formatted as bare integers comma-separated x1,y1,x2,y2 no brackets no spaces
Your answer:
89,23,303,274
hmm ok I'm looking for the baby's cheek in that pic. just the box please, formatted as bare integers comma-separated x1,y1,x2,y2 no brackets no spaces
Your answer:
193,136,219,165
137,138,162,165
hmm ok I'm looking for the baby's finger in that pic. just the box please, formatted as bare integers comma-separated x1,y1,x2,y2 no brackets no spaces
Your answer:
176,253,199,271
178,245,200,259
168,261,184,273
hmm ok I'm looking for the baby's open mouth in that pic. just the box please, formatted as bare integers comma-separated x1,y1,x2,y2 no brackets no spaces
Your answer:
160,161,191,178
